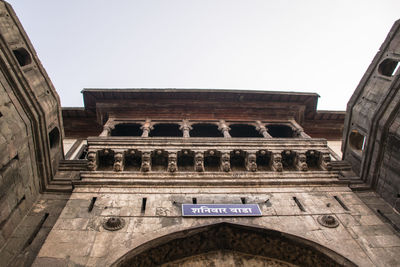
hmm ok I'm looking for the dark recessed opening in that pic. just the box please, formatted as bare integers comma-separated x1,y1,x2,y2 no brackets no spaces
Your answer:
125,150,142,171
151,150,168,171
229,124,263,138
267,125,294,138
13,48,32,67
0,111,3,118
141,198,147,213
230,150,246,171
110,123,142,136
150,123,182,137
378,58,400,77
88,197,97,212
256,150,271,171
282,150,296,171
306,150,321,170
349,130,366,151
190,123,223,137
178,150,194,171
293,197,306,212
192,198,197,204
98,150,115,171
204,151,221,171
49,127,60,149
78,145,88,160
241,197,246,204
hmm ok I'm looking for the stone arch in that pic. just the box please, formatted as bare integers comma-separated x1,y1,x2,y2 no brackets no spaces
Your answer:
112,222,355,267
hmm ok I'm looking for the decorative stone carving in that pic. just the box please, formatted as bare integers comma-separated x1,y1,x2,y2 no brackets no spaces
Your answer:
141,119,153,137
221,152,231,172
319,152,332,171
256,121,272,138
103,217,125,231
296,152,308,171
87,150,97,171
141,151,151,172
218,120,231,138
317,215,339,228
246,153,257,172
113,151,124,172
180,120,192,138
271,153,283,172
194,152,204,172
168,152,178,172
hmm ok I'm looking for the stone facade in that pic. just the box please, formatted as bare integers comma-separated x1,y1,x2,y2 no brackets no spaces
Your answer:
0,1,399,266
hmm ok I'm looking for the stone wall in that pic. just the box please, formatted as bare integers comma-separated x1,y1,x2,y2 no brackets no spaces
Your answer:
33,186,400,266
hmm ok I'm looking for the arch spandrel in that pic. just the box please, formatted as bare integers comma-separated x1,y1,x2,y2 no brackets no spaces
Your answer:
112,222,356,267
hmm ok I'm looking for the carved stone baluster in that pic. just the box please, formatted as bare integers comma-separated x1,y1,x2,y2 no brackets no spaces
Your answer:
180,120,192,138
256,121,272,138
218,120,231,138
194,152,205,172
141,119,153,137
87,150,97,171
320,152,332,171
167,152,178,172
140,151,151,172
113,150,124,172
271,152,283,172
221,152,231,172
246,152,257,172
296,152,308,171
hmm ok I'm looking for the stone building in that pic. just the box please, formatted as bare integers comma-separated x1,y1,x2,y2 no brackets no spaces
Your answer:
0,1,399,266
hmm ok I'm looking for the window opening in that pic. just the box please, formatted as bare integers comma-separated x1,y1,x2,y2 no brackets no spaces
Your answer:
178,150,194,171
230,150,246,171
349,130,366,151
149,123,182,137
378,58,400,77
256,150,271,171
13,48,32,66
190,123,223,137
49,127,60,149
282,150,296,170
151,150,168,171
229,124,263,138
204,151,221,171
110,123,142,136
125,150,142,171
98,150,115,171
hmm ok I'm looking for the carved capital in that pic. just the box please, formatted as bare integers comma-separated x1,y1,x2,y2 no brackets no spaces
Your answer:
256,121,272,138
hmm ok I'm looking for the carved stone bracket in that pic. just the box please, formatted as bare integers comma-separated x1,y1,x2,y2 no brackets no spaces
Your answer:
113,150,125,172
87,150,97,171
218,120,231,138
246,152,257,172
167,152,178,172
319,152,332,171
271,152,283,172
140,151,151,172
296,152,308,171
194,152,205,172
221,152,231,172
100,118,116,137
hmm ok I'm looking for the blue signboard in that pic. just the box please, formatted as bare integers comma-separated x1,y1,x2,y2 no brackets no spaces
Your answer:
182,204,262,217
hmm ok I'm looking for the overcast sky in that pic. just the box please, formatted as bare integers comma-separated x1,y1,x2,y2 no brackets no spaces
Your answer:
6,0,400,110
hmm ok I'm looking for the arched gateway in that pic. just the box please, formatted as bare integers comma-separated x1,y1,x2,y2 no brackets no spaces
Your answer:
112,223,356,267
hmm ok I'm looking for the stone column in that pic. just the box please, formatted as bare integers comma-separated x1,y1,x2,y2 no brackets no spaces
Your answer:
194,151,204,172
99,118,115,136
290,120,311,138
87,150,97,171
140,151,151,172
113,150,125,172
167,151,178,172
246,152,257,172
180,120,192,138
256,121,272,138
218,120,231,138
271,152,283,172
141,119,153,137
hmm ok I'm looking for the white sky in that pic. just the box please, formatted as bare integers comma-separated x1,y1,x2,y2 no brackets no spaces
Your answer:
6,0,400,110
